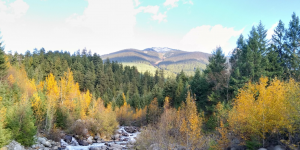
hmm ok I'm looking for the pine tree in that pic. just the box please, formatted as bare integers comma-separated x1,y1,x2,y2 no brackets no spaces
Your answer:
0,33,7,79
286,12,300,79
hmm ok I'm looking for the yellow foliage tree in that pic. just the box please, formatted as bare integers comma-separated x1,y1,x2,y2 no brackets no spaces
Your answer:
31,93,45,128
45,73,59,131
228,77,300,145
178,91,203,149
116,94,133,125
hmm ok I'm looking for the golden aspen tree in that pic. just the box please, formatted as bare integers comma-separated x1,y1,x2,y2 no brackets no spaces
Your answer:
31,93,45,128
178,92,203,149
79,90,92,119
116,94,133,125
228,77,298,144
214,121,230,150
45,73,59,131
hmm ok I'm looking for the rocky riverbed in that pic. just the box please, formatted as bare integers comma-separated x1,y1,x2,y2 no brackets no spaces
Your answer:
1,126,140,150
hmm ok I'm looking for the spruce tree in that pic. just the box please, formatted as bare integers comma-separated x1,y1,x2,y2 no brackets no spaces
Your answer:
0,33,7,79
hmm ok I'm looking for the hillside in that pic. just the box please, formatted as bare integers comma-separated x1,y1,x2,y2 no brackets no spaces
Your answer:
101,47,211,76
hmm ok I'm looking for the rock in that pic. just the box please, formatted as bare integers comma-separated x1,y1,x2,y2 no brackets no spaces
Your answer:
96,140,102,143
109,144,123,150
274,145,284,150
258,148,267,150
43,141,52,147
53,146,59,150
43,148,50,150
122,133,129,136
78,140,89,146
37,137,47,144
71,137,79,146
64,135,72,143
6,141,25,150
89,146,107,150
94,135,99,140
87,136,93,144
124,126,137,133
60,139,68,147
129,138,136,144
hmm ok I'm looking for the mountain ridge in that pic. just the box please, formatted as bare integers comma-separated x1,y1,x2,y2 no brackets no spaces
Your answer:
101,47,211,76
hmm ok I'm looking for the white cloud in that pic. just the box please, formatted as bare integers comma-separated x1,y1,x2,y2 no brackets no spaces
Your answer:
0,0,29,24
152,12,167,22
164,0,179,8
0,0,139,55
179,25,244,53
267,22,278,40
136,5,159,14
134,0,140,7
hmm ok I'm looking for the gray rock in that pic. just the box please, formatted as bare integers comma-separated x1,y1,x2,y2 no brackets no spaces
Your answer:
258,148,267,150
6,141,25,150
43,148,50,150
43,141,51,147
274,145,284,150
37,137,46,144
128,138,136,145
53,146,58,150
89,146,107,150
108,144,122,150
64,135,72,143
87,136,93,144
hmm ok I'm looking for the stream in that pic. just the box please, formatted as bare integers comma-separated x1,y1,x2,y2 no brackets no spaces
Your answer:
62,126,140,150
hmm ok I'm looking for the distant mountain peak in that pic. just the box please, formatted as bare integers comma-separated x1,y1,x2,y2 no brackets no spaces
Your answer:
144,47,177,53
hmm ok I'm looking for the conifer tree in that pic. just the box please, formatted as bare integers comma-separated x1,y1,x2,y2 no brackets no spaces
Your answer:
0,33,7,79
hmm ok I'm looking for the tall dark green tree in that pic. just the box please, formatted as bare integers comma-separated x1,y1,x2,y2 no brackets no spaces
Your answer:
0,33,7,79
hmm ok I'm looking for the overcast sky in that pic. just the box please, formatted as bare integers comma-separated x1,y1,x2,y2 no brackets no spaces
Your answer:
0,0,299,55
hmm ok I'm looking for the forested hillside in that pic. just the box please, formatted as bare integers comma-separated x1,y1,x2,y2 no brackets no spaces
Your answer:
0,12,300,150
102,47,211,76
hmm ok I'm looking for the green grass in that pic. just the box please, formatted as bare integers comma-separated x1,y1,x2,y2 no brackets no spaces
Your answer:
122,62,177,78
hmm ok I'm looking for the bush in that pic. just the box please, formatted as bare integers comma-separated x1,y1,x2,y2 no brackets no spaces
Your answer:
6,97,37,146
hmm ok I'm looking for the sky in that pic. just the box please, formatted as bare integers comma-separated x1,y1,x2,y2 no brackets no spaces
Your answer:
0,0,299,55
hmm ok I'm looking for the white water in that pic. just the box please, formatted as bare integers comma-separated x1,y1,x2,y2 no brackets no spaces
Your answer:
64,126,140,150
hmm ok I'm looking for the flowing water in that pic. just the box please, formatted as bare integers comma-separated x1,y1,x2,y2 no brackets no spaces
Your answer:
63,126,140,150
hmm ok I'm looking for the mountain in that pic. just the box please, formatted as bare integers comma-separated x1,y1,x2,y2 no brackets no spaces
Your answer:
101,47,211,77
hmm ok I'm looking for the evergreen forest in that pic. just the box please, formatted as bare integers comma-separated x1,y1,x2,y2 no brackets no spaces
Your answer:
1,12,300,150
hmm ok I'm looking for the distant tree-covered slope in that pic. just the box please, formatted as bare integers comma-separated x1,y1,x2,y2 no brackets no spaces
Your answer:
101,47,211,76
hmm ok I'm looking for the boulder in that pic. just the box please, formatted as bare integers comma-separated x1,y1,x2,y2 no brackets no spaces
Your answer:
89,146,107,150
129,138,136,145
274,145,284,150
6,141,25,150
124,126,137,133
87,136,93,144
53,146,59,150
64,135,73,143
43,141,52,147
258,148,267,150
109,144,123,150
94,135,100,140
78,140,89,146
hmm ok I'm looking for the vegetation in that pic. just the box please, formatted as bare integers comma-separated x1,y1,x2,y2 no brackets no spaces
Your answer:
0,12,300,150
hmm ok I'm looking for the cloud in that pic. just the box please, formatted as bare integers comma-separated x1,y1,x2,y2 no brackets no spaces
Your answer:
134,0,140,7
136,5,159,14
152,12,167,22
180,25,244,53
0,0,29,24
0,0,138,55
267,22,278,40
164,0,179,8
